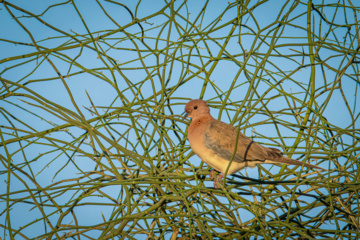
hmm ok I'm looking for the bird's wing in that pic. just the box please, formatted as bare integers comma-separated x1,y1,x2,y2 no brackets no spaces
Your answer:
204,119,269,162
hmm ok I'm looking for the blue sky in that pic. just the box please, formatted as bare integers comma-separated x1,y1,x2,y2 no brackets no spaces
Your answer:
1,0,359,239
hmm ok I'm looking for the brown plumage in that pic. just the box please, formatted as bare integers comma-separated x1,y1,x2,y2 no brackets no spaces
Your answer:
183,99,324,188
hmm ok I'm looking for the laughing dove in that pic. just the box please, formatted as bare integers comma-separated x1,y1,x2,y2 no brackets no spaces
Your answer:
183,99,324,188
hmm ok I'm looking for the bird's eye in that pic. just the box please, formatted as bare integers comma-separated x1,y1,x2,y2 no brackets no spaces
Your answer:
194,106,198,110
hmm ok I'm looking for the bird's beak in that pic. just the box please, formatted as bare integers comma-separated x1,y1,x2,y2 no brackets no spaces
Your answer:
182,112,189,120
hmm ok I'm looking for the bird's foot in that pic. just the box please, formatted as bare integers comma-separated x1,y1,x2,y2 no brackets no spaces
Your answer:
214,174,224,189
209,169,217,180
209,170,224,188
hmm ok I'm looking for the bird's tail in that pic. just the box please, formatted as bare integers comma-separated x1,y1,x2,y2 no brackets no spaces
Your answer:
272,157,325,170
266,147,325,170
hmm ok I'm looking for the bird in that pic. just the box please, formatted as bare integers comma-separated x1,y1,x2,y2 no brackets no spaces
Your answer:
183,99,324,188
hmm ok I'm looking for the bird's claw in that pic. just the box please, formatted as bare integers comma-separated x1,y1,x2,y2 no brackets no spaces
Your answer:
213,174,224,189
209,169,216,180
209,170,224,188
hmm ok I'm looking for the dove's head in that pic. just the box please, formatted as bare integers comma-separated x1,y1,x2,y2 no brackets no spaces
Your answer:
183,99,210,119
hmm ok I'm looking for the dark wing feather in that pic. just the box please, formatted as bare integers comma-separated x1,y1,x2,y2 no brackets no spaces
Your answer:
204,120,269,162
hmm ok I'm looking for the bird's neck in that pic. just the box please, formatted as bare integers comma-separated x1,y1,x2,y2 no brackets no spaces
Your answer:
190,114,213,128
